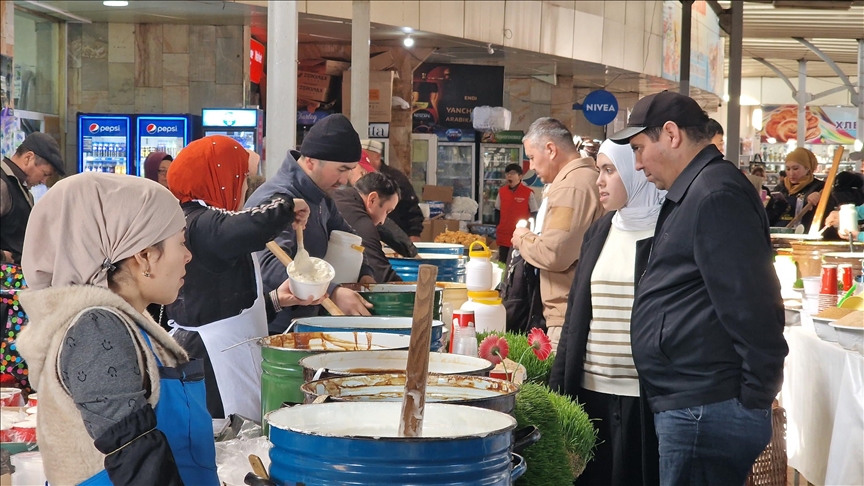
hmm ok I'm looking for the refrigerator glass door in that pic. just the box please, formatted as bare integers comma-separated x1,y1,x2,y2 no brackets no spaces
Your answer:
410,134,435,196
204,129,256,150
436,143,474,198
79,116,131,174
481,144,523,224
137,117,189,176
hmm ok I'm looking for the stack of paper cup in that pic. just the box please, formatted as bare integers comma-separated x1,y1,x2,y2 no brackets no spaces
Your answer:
818,264,839,312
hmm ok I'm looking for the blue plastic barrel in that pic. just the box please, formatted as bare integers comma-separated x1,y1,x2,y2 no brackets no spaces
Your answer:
413,242,466,255
388,254,466,283
267,402,524,485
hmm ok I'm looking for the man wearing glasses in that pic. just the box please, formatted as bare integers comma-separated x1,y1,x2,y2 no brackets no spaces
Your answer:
1,132,65,263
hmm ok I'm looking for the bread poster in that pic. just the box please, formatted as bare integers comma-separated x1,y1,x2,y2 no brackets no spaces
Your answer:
760,105,857,145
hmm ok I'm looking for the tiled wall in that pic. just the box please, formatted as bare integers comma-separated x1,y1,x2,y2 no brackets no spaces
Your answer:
66,22,245,169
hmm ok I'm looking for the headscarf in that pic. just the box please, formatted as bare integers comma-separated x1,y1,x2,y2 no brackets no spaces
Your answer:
167,135,250,210
143,151,171,182
784,147,818,195
21,172,186,289
598,140,666,232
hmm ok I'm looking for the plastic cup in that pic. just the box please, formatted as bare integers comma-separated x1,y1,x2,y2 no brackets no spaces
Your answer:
287,259,334,301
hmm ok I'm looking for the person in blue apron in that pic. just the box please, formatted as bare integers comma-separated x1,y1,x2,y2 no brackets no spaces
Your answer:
164,136,313,421
16,172,219,485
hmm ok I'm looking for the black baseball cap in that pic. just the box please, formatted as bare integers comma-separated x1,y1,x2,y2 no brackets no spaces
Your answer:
609,91,708,145
19,132,66,176
504,163,523,175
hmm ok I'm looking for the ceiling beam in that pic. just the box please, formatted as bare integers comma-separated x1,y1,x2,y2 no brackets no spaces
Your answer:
794,37,859,105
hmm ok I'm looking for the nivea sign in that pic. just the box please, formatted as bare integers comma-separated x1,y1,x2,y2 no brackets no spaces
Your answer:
581,90,619,126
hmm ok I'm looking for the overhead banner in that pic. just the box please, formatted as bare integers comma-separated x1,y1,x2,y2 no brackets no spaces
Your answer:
760,105,858,145
412,63,504,142
661,0,724,96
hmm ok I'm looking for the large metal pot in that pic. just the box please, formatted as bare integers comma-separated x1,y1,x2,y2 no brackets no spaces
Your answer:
293,316,446,351
338,283,444,321
791,241,864,277
412,242,466,255
260,332,411,432
266,402,525,485
300,373,519,415
299,350,494,382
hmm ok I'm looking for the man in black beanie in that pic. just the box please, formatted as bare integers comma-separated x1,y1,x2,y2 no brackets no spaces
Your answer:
245,114,376,333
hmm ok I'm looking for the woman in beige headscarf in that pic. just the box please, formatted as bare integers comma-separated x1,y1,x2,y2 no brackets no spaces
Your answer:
15,172,219,486
766,147,825,231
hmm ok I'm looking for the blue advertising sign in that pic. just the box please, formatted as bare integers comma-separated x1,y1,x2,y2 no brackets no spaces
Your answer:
297,110,332,125
78,115,132,174
137,116,188,139
581,90,619,126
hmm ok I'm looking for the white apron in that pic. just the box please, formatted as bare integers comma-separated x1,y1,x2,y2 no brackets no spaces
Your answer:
170,254,267,421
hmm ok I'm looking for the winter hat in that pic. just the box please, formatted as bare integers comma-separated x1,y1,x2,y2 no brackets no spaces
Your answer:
300,114,362,163
361,139,384,155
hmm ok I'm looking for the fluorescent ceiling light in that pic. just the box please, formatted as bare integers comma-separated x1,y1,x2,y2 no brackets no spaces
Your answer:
403,36,414,48
402,27,413,33
103,1,129,6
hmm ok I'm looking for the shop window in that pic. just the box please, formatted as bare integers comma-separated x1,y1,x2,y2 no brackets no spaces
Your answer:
12,8,59,115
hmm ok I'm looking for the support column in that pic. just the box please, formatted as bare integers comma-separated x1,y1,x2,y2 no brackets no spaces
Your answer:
351,0,371,139
726,1,743,165
679,0,693,96
265,0,298,180
797,60,807,146
857,39,863,147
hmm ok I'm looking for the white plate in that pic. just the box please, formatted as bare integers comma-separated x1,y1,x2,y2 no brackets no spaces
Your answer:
812,317,839,342
830,321,864,351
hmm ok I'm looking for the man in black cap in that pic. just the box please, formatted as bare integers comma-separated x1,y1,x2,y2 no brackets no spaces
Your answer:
611,91,787,484
1,132,65,263
245,114,375,333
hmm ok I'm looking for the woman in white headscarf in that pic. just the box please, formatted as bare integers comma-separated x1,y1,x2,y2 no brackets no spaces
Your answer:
15,172,219,486
549,140,664,486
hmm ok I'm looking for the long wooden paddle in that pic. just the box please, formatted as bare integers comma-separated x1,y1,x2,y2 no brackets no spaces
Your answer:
265,241,345,316
398,264,438,438
809,146,845,236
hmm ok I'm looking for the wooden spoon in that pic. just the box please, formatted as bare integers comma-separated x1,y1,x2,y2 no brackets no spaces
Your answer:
398,264,439,438
265,241,345,316
293,226,315,274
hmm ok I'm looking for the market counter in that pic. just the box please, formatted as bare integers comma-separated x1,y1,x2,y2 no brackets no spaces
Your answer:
782,324,864,485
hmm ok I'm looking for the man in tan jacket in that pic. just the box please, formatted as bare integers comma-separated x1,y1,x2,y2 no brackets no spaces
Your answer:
511,118,604,351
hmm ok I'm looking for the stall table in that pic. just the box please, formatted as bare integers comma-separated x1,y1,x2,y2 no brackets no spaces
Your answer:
782,325,864,485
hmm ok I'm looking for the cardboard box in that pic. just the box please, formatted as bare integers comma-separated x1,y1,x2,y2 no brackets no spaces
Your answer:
342,70,395,124
369,51,395,71
425,219,461,242
298,71,335,102
422,185,454,203
299,59,351,76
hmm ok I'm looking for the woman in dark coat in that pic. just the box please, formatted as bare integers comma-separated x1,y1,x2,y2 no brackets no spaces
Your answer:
549,140,662,486
765,147,824,231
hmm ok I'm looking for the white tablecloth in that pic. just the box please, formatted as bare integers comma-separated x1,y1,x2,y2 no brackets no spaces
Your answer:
783,325,864,486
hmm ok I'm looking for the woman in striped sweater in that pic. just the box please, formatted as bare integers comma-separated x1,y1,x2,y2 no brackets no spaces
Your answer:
550,140,665,485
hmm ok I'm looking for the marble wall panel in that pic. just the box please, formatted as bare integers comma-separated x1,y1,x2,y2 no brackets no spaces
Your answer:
163,53,189,86
418,1,465,38
135,24,163,87
189,81,216,114
134,87,163,113
216,25,243,39
79,90,110,113
189,26,216,82
81,58,108,91
108,23,135,63
163,86,189,113
68,23,82,69
215,37,243,85
162,24,189,54
215,84,243,108
81,23,108,59
108,62,135,105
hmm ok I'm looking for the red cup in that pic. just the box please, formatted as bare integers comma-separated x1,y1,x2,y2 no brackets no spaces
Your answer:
0,388,23,407
839,264,853,291
820,264,838,295
0,425,12,442
26,394,37,407
450,310,475,352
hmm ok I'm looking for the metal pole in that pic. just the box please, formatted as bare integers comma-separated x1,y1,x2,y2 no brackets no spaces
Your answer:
857,39,863,147
265,0,298,180
726,1,743,165
351,0,370,139
797,60,807,146
679,0,693,95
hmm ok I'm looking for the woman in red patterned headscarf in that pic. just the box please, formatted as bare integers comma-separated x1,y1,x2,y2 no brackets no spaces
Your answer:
165,135,316,421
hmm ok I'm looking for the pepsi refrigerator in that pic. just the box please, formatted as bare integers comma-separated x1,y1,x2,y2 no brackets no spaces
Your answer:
201,108,263,153
77,114,134,174
135,114,200,175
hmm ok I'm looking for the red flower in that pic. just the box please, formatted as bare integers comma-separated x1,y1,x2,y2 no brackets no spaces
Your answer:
479,335,510,365
527,328,552,361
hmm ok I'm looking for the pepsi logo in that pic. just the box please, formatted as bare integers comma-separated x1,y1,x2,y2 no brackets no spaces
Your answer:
89,123,99,133
146,123,157,134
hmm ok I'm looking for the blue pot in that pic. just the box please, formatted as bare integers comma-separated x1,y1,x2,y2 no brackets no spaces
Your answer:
267,402,524,485
292,316,446,352
413,242,466,255
389,254,466,283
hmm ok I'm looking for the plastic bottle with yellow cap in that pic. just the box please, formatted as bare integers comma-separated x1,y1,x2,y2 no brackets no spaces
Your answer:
461,290,506,333
466,241,493,291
